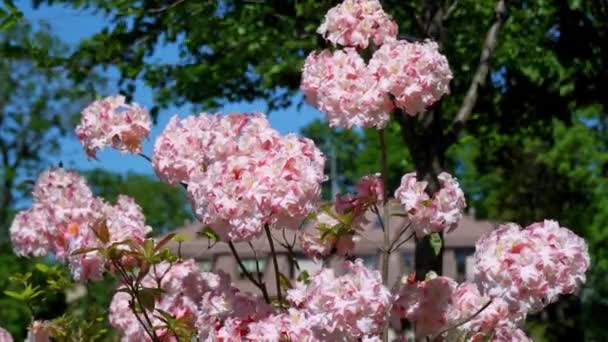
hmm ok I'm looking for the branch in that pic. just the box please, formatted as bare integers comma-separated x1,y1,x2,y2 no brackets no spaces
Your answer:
228,240,271,303
264,224,283,306
148,0,186,13
431,298,494,340
451,0,508,130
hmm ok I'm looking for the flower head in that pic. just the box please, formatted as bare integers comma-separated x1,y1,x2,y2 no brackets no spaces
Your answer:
76,95,151,158
317,0,398,48
301,49,393,129
394,172,466,237
369,40,452,115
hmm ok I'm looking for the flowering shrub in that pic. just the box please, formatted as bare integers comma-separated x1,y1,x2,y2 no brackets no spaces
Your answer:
3,1,591,341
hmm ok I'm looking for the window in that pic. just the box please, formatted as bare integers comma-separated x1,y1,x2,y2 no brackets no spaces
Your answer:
238,258,265,280
454,248,475,282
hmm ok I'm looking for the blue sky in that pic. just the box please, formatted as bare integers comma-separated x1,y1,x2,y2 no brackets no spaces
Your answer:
18,1,323,175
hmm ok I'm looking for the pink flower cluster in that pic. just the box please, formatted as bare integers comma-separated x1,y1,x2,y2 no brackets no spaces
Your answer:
369,40,453,115
158,113,325,242
76,95,152,158
394,172,466,237
300,212,359,261
317,0,397,48
0,327,12,342
392,275,529,340
110,259,271,342
9,167,151,282
447,282,528,341
474,220,590,315
301,49,393,128
287,259,392,340
302,1,452,128
26,321,51,342
335,173,384,217
392,273,457,337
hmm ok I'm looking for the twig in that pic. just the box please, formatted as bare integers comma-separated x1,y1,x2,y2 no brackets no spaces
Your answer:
391,231,416,252
388,222,413,252
247,241,264,285
379,129,391,342
265,224,283,306
228,240,270,303
148,0,186,13
379,129,391,285
431,299,494,340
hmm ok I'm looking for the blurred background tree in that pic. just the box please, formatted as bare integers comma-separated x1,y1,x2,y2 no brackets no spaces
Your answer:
1,0,607,340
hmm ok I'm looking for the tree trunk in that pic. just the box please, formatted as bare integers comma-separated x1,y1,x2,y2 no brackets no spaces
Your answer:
396,106,447,281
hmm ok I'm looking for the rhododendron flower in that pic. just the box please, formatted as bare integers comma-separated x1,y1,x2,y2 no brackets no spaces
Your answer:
26,321,51,342
317,0,397,48
247,308,318,341
186,113,325,242
392,273,457,337
474,221,590,315
153,112,280,185
287,259,392,339
301,49,393,129
76,95,152,158
394,172,466,237
335,174,384,219
447,282,526,340
9,167,152,282
113,263,269,342
0,327,12,342
10,207,54,257
110,260,242,342
369,40,452,115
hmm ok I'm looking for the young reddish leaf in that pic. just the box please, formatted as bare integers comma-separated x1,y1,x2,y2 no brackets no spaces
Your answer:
155,233,176,252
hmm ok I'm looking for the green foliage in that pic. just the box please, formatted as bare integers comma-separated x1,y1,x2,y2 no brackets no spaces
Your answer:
0,247,67,340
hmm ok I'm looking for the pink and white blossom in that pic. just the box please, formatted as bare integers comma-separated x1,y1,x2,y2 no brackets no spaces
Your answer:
301,49,393,129
369,40,452,115
394,172,466,237
287,259,392,339
76,95,151,158
474,220,590,315
392,273,457,337
317,0,398,48
26,321,51,342
187,114,325,242
0,327,12,342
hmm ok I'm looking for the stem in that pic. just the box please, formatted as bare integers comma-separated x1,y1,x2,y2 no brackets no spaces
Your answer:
431,299,494,340
379,129,391,342
113,260,159,342
379,129,391,285
228,240,271,303
389,222,412,252
265,224,283,306
247,241,264,285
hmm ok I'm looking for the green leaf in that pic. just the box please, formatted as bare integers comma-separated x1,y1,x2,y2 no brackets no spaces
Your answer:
137,288,161,312
278,272,292,291
430,233,442,256
4,290,25,300
297,270,310,284
35,263,50,273
197,227,220,242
